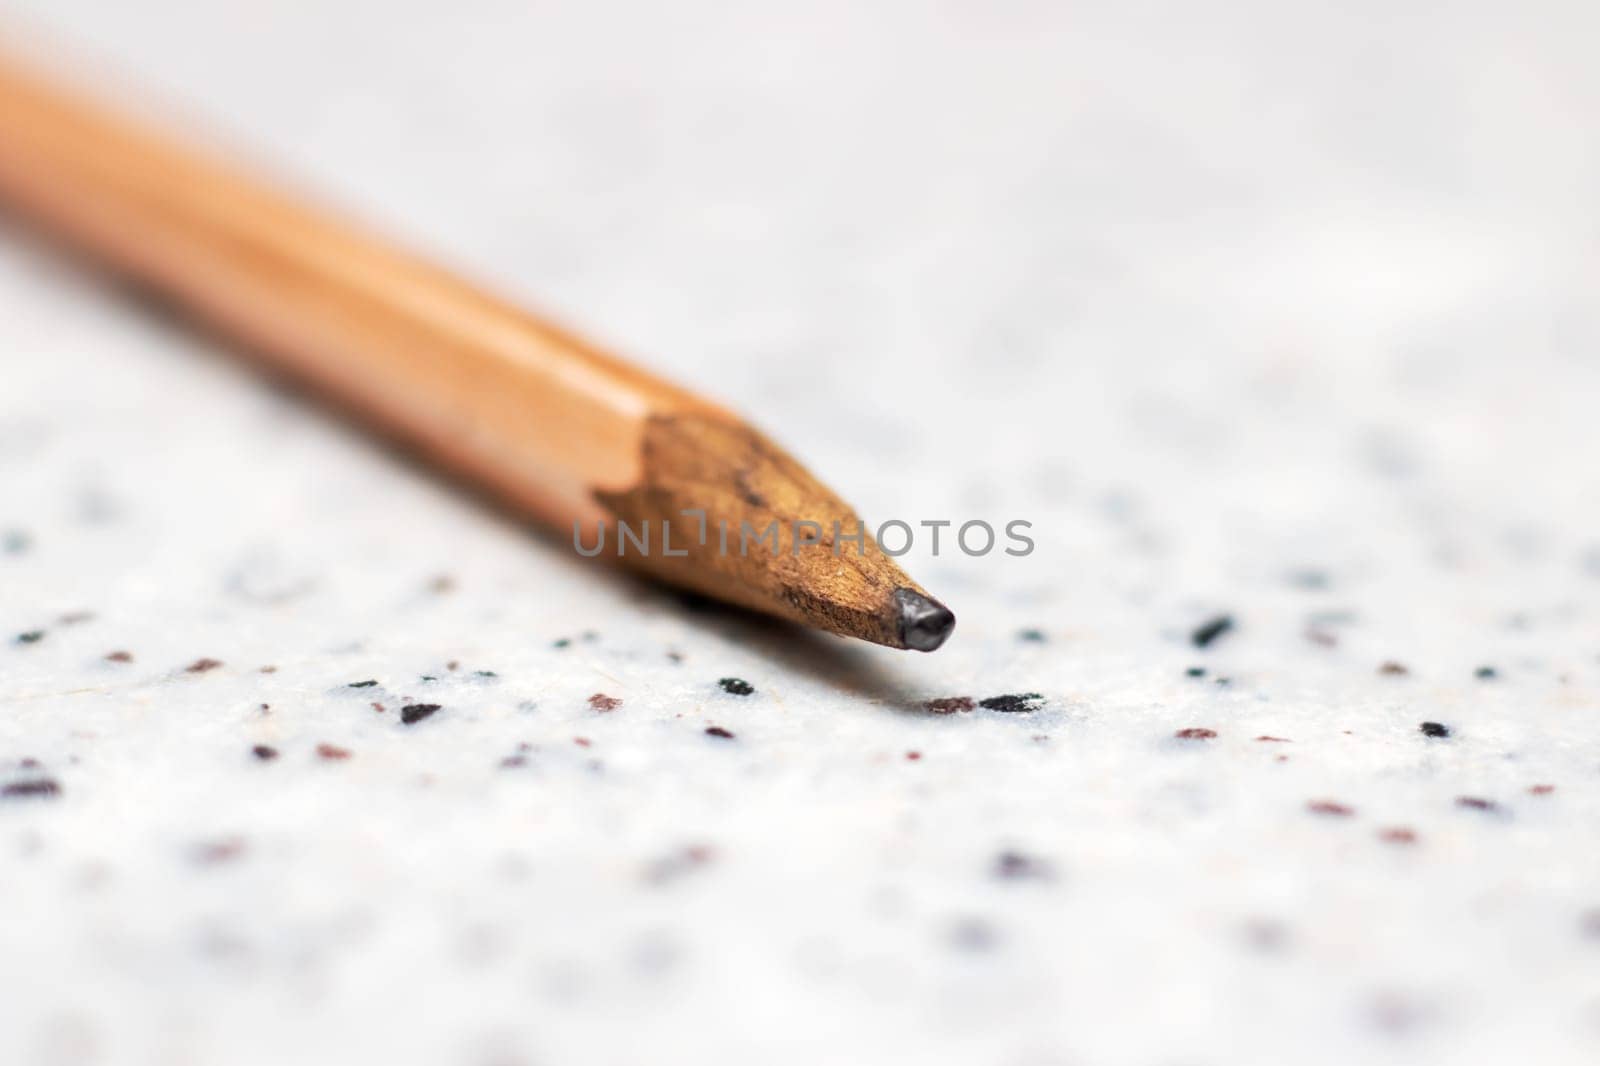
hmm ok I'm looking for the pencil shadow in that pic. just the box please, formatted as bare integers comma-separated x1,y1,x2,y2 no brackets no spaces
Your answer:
622,581,944,712
1,218,950,710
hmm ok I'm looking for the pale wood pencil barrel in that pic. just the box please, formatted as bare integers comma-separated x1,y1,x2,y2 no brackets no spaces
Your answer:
0,52,717,531
0,49,954,649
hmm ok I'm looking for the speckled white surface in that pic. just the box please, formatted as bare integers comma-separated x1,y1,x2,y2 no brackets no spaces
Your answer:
3,2,1600,1064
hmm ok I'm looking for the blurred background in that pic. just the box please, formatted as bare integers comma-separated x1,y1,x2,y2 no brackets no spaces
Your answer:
3,3,1599,1065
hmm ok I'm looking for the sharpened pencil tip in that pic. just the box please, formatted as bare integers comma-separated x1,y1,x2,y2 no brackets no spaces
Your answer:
894,588,955,652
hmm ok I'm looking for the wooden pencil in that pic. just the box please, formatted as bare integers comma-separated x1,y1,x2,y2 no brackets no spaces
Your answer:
0,48,955,651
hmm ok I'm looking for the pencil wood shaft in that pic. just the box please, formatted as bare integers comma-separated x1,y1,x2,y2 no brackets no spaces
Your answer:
0,49,954,651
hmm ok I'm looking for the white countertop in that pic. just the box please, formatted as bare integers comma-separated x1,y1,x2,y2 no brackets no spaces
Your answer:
3,2,1599,1063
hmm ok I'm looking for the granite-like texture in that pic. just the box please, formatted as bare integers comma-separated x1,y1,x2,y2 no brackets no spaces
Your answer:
3,2,1600,1064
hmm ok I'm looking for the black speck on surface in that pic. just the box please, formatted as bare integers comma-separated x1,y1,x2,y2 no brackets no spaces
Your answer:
994,851,1053,880
1286,568,1329,590
705,726,735,739
1420,721,1450,738
251,745,278,761
347,679,378,688
979,693,1043,713
2,779,60,799
552,638,572,649
15,630,44,645
1475,666,1498,680
1017,628,1046,643
1186,666,1206,678
474,670,497,678
419,675,438,682
718,677,755,696
2,529,31,554
400,703,441,725
1191,614,1234,649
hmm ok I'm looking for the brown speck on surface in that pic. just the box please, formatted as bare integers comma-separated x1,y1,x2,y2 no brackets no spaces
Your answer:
259,665,277,673
1175,727,1217,740
705,726,735,739
1370,991,1429,1036
1379,827,1418,845
979,693,1043,713
588,693,621,712
1379,661,1410,676
2,778,61,799
186,657,222,673
428,574,455,594
906,751,922,761
193,837,245,865
1529,784,1555,796
949,917,998,952
1243,918,1290,953
58,611,94,625
1305,627,1338,647
925,696,974,714
371,702,385,713
1191,613,1234,648
994,851,1053,881
1455,796,1498,811
666,650,684,663
105,650,133,663
573,737,592,748
251,745,278,761
1580,909,1600,940
1308,799,1355,817
316,743,351,761
400,703,440,725
644,844,715,885
1419,721,1450,738
446,660,459,671
1256,735,1291,743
